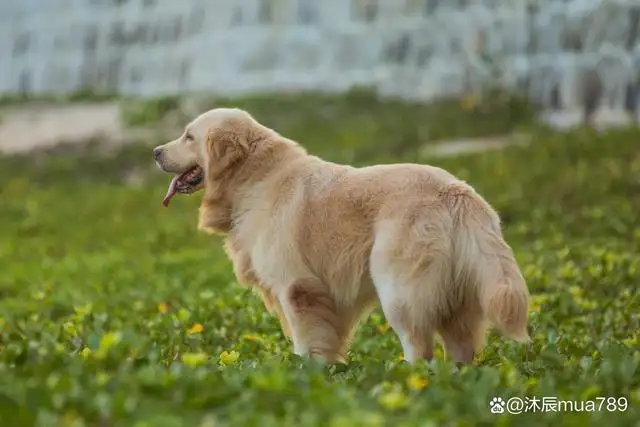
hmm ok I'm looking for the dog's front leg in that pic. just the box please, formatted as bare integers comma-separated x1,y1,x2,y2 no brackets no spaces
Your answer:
254,287,292,338
279,277,347,364
223,238,292,337
225,241,259,285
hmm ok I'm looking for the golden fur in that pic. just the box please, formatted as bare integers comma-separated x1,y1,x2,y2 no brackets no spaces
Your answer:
153,108,531,364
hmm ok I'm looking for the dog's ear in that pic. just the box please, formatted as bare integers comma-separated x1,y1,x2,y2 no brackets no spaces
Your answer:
205,129,249,180
199,129,247,230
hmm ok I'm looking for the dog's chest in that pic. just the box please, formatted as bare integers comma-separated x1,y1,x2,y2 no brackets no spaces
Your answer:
233,209,309,290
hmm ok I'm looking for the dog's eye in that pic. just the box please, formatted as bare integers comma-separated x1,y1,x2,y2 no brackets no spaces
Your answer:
184,133,194,141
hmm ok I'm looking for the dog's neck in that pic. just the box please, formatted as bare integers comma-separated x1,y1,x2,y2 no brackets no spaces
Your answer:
198,133,306,235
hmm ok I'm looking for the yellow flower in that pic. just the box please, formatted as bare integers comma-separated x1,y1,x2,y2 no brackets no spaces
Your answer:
406,374,428,391
219,350,240,365
529,293,550,312
569,285,583,297
187,323,204,335
80,348,92,358
157,302,168,314
182,352,208,367
378,390,409,410
242,334,263,343
99,332,121,350
376,323,390,333
96,331,122,359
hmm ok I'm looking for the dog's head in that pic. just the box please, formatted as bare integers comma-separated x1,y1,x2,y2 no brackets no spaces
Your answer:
153,108,277,207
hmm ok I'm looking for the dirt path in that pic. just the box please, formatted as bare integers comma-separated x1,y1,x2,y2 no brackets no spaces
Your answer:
421,133,532,157
0,103,127,154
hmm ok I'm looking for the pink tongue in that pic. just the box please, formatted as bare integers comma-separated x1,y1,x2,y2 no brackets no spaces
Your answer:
162,176,181,207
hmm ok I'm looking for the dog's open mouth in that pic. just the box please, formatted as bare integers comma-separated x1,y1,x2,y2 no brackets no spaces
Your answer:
162,166,204,207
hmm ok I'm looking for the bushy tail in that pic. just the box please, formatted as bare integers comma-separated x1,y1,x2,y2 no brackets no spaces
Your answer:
444,183,530,342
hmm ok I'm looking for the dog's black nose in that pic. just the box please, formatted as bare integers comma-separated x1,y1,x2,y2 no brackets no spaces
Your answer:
153,147,162,161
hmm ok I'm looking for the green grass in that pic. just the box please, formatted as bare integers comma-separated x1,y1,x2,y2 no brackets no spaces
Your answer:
0,105,638,426
119,87,536,158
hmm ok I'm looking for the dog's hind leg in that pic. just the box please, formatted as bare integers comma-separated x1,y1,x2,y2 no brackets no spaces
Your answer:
383,305,435,363
370,259,441,362
370,216,452,363
437,314,487,365
371,272,437,362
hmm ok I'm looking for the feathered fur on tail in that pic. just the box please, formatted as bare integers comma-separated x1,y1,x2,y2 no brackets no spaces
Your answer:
444,183,530,342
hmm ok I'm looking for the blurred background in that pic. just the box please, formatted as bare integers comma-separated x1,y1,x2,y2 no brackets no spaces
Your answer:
1,0,639,156
1,2,639,426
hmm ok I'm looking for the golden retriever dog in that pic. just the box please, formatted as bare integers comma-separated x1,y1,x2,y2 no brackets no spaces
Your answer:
153,108,530,365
